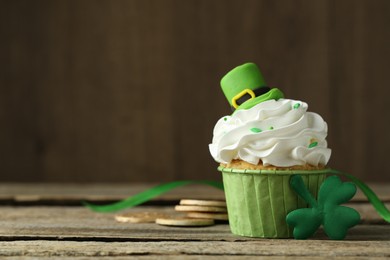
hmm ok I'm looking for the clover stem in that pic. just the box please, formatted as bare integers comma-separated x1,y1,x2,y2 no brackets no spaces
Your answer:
290,175,318,208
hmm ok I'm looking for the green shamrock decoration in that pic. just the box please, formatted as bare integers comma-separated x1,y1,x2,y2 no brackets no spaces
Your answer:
286,175,361,240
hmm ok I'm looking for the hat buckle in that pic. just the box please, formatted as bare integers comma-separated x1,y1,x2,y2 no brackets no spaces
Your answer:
232,89,256,109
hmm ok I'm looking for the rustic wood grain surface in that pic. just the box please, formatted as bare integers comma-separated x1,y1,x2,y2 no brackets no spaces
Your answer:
0,183,225,204
1,0,390,183
0,183,389,258
0,206,389,258
0,183,388,204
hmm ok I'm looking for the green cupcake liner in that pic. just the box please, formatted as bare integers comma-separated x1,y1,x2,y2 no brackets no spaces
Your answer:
219,166,329,238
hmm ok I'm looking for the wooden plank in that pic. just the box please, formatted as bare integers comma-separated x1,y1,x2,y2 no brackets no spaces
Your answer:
0,206,233,241
1,239,390,258
0,256,382,260
354,183,390,202
0,257,381,260
0,205,388,240
0,183,225,204
346,203,390,224
0,183,388,204
0,205,388,257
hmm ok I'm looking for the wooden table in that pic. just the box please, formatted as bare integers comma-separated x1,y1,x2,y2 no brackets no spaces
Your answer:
0,183,389,259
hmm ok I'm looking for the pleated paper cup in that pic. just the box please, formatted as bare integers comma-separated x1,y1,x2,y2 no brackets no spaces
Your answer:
219,166,329,238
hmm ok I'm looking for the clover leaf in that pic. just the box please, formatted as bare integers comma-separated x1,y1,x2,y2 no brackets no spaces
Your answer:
286,175,361,240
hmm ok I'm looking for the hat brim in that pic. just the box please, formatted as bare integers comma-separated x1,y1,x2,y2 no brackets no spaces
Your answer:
235,88,284,111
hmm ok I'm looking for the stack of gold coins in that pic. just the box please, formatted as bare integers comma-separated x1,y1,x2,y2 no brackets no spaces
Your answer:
156,199,228,227
175,199,228,221
116,199,228,227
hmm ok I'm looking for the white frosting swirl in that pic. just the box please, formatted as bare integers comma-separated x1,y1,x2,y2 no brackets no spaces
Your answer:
209,99,331,167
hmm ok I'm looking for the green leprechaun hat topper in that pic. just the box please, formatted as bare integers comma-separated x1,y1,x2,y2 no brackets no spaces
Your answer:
221,62,284,111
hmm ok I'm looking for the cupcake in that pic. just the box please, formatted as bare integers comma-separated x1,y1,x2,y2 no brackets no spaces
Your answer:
209,63,332,238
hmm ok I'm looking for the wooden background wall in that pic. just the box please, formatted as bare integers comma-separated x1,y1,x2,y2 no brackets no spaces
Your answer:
1,0,389,183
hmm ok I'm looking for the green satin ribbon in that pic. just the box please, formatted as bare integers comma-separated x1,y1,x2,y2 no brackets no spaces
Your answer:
84,170,390,224
330,169,390,223
83,180,224,213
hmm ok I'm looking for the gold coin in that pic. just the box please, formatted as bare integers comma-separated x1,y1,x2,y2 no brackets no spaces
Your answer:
156,217,214,227
175,205,227,213
115,212,171,223
186,212,229,221
179,199,227,207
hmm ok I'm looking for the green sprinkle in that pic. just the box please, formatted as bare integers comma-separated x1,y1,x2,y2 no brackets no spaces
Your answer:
293,103,301,109
250,127,262,133
308,142,318,148
224,117,227,121
269,126,274,130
